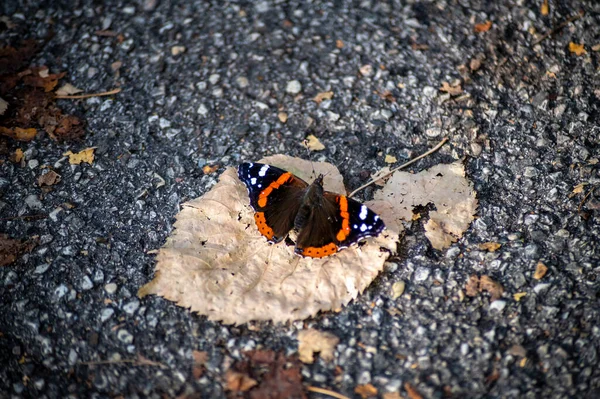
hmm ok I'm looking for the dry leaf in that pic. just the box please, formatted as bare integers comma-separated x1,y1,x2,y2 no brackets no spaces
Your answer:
355,383,378,399
23,68,65,92
474,20,493,33
297,329,339,364
0,126,37,141
370,161,477,250
313,91,334,104
480,275,503,301
225,370,258,392
55,83,83,96
541,0,549,15
391,281,405,299
336,39,344,49
383,393,401,399
533,262,548,279
139,155,398,324
404,383,423,399
304,134,325,151
513,292,527,301
569,42,586,56
385,154,397,164
0,235,37,267
278,112,288,123
14,148,24,163
465,275,480,297
192,350,208,379
0,97,7,115
37,170,61,186
479,242,501,252
440,81,463,96
202,164,219,174
63,148,95,165
370,166,392,187
572,183,586,194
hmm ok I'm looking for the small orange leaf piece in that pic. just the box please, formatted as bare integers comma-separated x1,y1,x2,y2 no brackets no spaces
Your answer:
533,262,548,279
569,42,586,56
0,127,37,141
313,91,334,104
405,382,424,399
541,0,549,16
355,383,378,399
479,242,501,252
474,20,493,33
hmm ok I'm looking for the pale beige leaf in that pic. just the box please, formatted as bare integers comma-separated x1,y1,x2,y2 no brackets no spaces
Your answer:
371,161,477,249
370,166,392,186
0,97,8,116
139,155,398,324
297,329,339,364
384,154,397,164
55,83,83,96
305,134,325,151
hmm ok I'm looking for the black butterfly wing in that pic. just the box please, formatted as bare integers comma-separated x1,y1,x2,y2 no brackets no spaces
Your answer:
238,163,308,243
294,193,385,258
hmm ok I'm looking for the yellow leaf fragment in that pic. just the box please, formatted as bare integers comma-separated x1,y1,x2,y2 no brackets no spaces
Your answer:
541,0,549,16
514,292,527,301
298,329,339,364
313,91,334,104
391,281,405,299
479,242,501,252
572,183,586,194
305,134,325,151
63,148,95,165
384,154,397,164
569,42,586,56
355,383,378,399
440,81,463,96
14,148,24,163
202,164,219,174
533,262,548,279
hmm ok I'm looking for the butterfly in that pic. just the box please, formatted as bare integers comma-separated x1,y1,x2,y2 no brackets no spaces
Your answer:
237,162,385,258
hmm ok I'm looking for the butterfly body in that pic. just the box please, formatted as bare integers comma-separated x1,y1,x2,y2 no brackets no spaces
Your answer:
238,162,385,258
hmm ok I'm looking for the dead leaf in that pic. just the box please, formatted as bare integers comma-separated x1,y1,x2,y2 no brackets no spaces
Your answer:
278,112,288,123
479,242,501,252
465,275,480,297
0,39,39,77
0,235,37,267
391,281,405,299
37,170,61,186
369,161,477,250
23,68,66,92
474,20,493,33
370,166,392,186
385,154,397,164
202,164,219,174
572,183,586,194
313,91,334,104
569,42,586,56
14,148,24,163
382,393,402,399
138,155,398,324
336,39,344,49
404,383,423,399
64,148,95,165
440,81,463,96
541,0,549,15
192,350,208,379
480,275,503,301
55,83,83,96
0,97,7,115
355,383,378,399
513,292,527,301
225,370,258,392
0,126,37,141
297,329,339,364
533,262,548,279
304,134,325,151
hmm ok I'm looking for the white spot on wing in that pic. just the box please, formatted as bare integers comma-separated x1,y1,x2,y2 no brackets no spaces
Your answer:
250,177,257,185
374,215,379,221
258,165,269,177
360,224,367,232
359,205,368,220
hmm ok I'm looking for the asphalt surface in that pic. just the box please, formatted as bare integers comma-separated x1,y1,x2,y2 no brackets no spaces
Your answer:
1,0,600,398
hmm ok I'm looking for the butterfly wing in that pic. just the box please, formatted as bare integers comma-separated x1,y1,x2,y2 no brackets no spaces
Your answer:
238,163,308,243
294,193,385,258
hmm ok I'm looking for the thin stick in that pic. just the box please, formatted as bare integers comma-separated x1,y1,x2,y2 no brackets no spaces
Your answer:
348,137,449,198
578,185,597,213
306,386,350,399
78,356,167,369
532,10,585,46
55,88,121,99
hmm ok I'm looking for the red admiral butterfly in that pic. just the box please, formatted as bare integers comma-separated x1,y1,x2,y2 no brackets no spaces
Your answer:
238,162,385,258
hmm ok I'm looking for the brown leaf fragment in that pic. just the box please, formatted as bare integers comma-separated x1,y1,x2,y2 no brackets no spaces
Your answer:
479,242,501,252
244,352,306,399
465,275,480,297
474,20,493,33
382,393,401,399
37,170,61,186
569,42,586,56
404,382,423,399
0,126,37,141
313,91,334,104
13,148,24,163
0,235,37,267
192,350,208,379
480,275,504,301
355,383,378,399
202,164,219,174
485,368,500,385
533,262,548,280
297,329,339,364
336,39,344,49
64,148,95,165
304,134,325,151
439,81,463,96
0,39,39,76
225,370,258,392
23,68,66,92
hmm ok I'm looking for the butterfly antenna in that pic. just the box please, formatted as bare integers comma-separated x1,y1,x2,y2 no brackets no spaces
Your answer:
303,139,318,180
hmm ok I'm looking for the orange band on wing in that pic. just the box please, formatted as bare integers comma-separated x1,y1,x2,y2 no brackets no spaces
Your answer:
299,243,338,258
257,172,292,208
335,195,351,242
254,212,274,240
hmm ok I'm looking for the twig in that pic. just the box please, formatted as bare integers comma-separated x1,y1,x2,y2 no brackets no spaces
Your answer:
578,185,598,213
532,10,585,46
348,137,449,198
55,88,121,99
307,386,350,399
0,214,47,221
78,355,168,369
